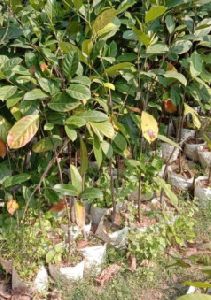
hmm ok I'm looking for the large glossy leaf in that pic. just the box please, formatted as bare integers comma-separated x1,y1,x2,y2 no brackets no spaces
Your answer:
0,85,17,101
145,6,167,23
184,103,201,129
92,8,117,38
171,40,192,54
3,173,31,188
190,52,203,77
65,116,86,127
32,136,62,153
104,62,134,76
67,84,91,100
117,0,136,14
146,44,169,54
48,92,81,112
7,115,39,149
93,134,102,168
65,126,77,141
53,184,79,196
76,110,108,123
164,70,187,86
90,121,115,139
140,111,158,144
62,50,78,79
70,164,82,193
23,89,48,100
80,188,103,200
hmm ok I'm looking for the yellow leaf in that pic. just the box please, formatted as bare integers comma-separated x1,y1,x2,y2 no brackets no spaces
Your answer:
184,103,201,129
75,201,85,229
103,83,115,90
140,111,158,144
7,199,19,215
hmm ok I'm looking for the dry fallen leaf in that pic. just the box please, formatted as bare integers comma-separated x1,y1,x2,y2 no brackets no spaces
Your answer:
7,199,19,215
95,264,121,286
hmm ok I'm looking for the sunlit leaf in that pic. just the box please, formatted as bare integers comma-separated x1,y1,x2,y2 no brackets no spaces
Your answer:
7,115,39,149
184,103,201,129
140,111,158,144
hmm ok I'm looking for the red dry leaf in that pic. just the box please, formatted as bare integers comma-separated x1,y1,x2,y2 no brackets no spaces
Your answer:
50,200,66,212
163,99,177,113
0,139,7,158
95,264,121,286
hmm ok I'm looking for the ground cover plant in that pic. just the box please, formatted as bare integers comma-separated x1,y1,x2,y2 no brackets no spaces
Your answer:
0,0,211,299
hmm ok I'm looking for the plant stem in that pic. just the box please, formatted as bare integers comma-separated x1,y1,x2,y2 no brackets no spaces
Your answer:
138,175,141,223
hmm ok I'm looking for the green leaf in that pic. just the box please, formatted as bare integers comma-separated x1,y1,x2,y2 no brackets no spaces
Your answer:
70,164,82,193
0,86,17,101
7,115,39,149
177,294,211,300
3,174,31,188
112,132,127,151
82,39,93,57
190,52,203,77
32,136,62,153
0,116,11,143
71,76,91,86
65,126,77,141
93,134,102,168
184,103,201,129
158,135,181,149
90,121,115,139
133,28,151,46
165,15,175,34
48,92,81,112
23,89,48,100
147,44,169,54
156,177,178,206
67,84,91,100
92,8,117,38
171,40,192,54
62,50,79,80
164,70,187,86
80,188,103,200
65,116,86,127
76,110,108,122
80,137,88,176
103,62,134,76
117,0,136,14
101,140,113,158
145,6,167,23
53,184,79,196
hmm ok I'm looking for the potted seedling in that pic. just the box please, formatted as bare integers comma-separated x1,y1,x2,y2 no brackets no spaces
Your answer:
195,136,211,205
182,104,205,161
168,158,195,191
197,134,211,169
54,164,103,234
89,168,113,225
47,242,85,282
125,154,162,223
0,216,49,293
76,234,107,274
